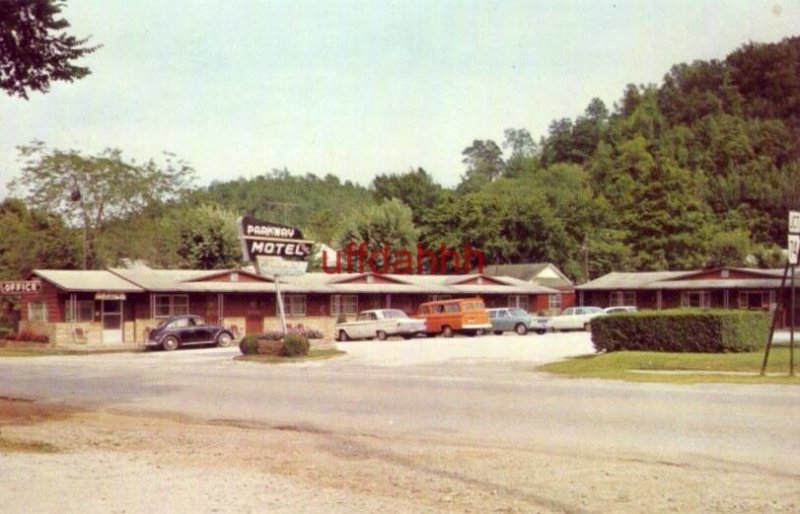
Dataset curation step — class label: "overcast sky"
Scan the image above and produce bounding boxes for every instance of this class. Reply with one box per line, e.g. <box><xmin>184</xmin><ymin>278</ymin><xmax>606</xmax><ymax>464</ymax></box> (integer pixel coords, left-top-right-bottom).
<box><xmin>1</xmin><ymin>1</ymin><xmax>798</xmax><ymax>199</ymax></box>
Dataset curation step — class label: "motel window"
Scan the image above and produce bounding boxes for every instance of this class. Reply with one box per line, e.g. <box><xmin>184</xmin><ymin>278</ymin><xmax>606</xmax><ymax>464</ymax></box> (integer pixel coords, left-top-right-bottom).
<box><xmin>738</xmin><ymin>291</ymin><xmax>768</xmax><ymax>309</ymax></box>
<box><xmin>548</xmin><ymin>294</ymin><xmax>561</xmax><ymax>311</ymax></box>
<box><xmin>680</xmin><ymin>291</ymin><xmax>710</xmax><ymax>308</ymax></box>
<box><xmin>330</xmin><ymin>295</ymin><xmax>358</xmax><ymax>316</ymax></box>
<box><xmin>610</xmin><ymin>291</ymin><xmax>636</xmax><ymax>307</ymax></box>
<box><xmin>508</xmin><ymin>295</ymin><xmax>529</xmax><ymax>311</ymax></box>
<box><xmin>28</xmin><ymin>302</ymin><xmax>48</xmax><ymax>322</ymax></box>
<box><xmin>153</xmin><ymin>295</ymin><xmax>189</xmax><ymax>318</ymax></box>
<box><xmin>65</xmin><ymin>300</ymin><xmax>94</xmax><ymax>322</ymax></box>
<box><xmin>285</xmin><ymin>295</ymin><xmax>307</xmax><ymax>317</ymax></box>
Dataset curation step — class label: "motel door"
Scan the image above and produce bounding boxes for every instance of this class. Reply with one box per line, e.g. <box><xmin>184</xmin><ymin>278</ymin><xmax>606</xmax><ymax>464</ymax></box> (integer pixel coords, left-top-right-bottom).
<box><xmin>101</xmin><ymin>300</ymin><xmax>123</xmax><ymax>344</ymax></box>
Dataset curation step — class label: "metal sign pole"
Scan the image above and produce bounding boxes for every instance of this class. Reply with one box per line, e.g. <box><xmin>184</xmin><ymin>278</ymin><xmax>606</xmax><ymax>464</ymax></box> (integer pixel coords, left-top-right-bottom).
<box><xmin>275</xmin><ymin>274</ymin><xmax>288</xmax><ymax>335</ymax></box>
<box><xmin>792</xmin><ymin>265</ymin><xmax>796</xmax><ymax>376</ymax></box>
<box><xmin>761</xmin><ymin>260</ymin><xmax>790</xmax><ymax>375</ymax></box>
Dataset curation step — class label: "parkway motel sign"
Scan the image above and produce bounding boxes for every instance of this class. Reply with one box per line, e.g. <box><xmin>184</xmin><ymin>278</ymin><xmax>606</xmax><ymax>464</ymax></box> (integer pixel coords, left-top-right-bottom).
<box><xmin>237</xmin><ymin>216</ymin><xmax>313</xmax><ymax>276</ymax></box>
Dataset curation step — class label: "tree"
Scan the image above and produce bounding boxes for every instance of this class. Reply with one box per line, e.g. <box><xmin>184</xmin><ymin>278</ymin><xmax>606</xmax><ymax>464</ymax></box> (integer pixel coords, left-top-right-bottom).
<box><xmin>458</xmin><ymin>139</ymin><xmax>504</xmax><ymax>192</ymax></box>
<box><xmin>626</xmin><ymin>163</ymin><xmax>713</xmax><ymax>270</ymax></box>
<box><xmin>338</xmin><ymin>199</ymin><xmax>419</xmax><ymax>272</ymax></box>
<box><xmin>0</xmin><ymin>0</ymin><xmax>99</xmax><ymax>98</ymax></box>
<box><xmin>156</xmin><ymin>204</ymin><xmax>242</xmax><ymax>269</ymax></box>
<box><xmin>0</xmin><ymin>198</ymin><xmax>80</xmax><ymax>279</ymax></box>
<box><xmin>9</xmin><ymin>142</ymin><xmax>195</xmax><ymax>268</ymax></box>
<box><xmin>706</xmin><ymin>229</ymin><xmax>752</xmax><ymax>268</ymax></box>
<box><xmin>304</xmin><ymin>208</ymin><xmax>341</xmax><ymax>246</ymax></box>
<box><xmin>502</xmin><ymin>128</ymin><xmax>539</xmax><ymax>178</ymax></box>
<box><xmin>422</xmin><ymin>180</ymin><xmax>570</xmax><ymax>270</ymax></box>
<box><xmin>371</xmin><ymin>167</ymin><xmax>443</xmax><ymax>224</ymax></box>
<box><xmin>539</xmin><ymin>118</ymin><xmax>575</xmax><ymax>166</ymax></box>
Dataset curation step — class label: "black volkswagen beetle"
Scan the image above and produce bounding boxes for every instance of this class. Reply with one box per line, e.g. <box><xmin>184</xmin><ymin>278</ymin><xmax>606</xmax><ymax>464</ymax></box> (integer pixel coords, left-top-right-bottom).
<box><xmin>146</xmin><ymin>314</ymin><xmax>235</xmax><ymax>351</ymax></box>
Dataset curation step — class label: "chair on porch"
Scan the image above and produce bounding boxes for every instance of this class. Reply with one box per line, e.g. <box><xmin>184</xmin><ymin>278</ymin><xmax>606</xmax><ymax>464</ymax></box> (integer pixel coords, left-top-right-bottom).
<box><xmin>71</xmin><ymin>327</ymin><xmax>87</xmax><ymax>344</ymax></box>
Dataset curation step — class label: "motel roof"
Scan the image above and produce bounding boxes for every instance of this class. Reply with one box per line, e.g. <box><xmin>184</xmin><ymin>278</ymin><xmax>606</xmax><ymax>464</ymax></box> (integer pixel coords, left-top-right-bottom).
<box><xmin>576</xmin><ymin>267</ymin><xmax>786</xmax><ymax>291</ymax></box>
<box><xmin>29</xmin><ymin>267</ymin><xmax>561</xmax><ymax>296</ymax></box>
<box><xmin>31</xmin><ymin>270</ymin><xmax>145</xmax><ymax>293</ymax></box>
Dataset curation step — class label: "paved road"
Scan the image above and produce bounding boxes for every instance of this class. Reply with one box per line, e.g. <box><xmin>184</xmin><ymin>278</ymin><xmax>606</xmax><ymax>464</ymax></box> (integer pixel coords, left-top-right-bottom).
<box><xmin>1</xmin><ymin>332</ymin><xmax>798</xmax><ymax>474</ymax></box>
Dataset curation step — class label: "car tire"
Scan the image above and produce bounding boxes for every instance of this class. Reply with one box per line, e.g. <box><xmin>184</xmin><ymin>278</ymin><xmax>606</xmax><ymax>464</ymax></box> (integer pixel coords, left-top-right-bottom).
<box><xmin>475</xmin><ymin>329</ymin><xmax>486</xmax><ymax>336</ymax></box>
<box><xmin>162</xmin><ymin>336</ymin><xmax>179</xmax><ymax>351</ymax></box>
<box><xmin>493</xmin><ymin>331</ymin><xmax>503</xmax><ymax>335</ymax></box>
<box><xmin>535</xmin><ymin>329</ymin><xmax>546</xmax><ymax>335</ymax></box>
<box><xmin>442</xmin><ymin>326</ymin><xmax>454</xmax><ymax>338</ymax></box>
<box><xmin>402</xmin><ymin>334</ymin><xmax>413</xmax><ymax>340</ymax></box>
<box><xmin>216</xmin><ymin>332</ymin><xmax>233</xmax><ymax>348</ymax></box>
<box><xmin>376</xmin><ymin>330</ymin><xmax>388</xmax><ymax>341</ymax></box>
<box><xmin>338</xmin><ymin>330</ymin><xmax>349</xmax><ymax>342</ymax></box>
<box><xmin>515</xmin><ymin>324</ymin><xmax>528</xmax><ymax>335</ymax></box>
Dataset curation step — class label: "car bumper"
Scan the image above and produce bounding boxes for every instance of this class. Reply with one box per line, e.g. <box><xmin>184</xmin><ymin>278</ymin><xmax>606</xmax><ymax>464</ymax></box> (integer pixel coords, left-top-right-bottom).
<box><xmin>394</xmin><ymin>325</ymin><xmax>426</xmax><ymax>335</ymax></box>
<box><xmin>463</xmin><ymin>323</ymin><xmax>492</xmax><ymax>331</ymax></box>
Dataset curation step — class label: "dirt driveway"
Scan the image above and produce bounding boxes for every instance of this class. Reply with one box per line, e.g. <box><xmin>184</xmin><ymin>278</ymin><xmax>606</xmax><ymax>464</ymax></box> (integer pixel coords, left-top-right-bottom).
<box><xmin>2</xmin><ymin>392</ymin><xmax>798</xmax><ymax>514</ymax></box>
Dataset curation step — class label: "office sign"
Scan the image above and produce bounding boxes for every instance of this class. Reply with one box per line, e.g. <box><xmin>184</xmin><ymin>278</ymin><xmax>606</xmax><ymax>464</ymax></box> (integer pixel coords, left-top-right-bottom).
<box><xmin>1</xmin><ymin>280</ymin><xmax>42</xmax><ymax>295</ymax></box>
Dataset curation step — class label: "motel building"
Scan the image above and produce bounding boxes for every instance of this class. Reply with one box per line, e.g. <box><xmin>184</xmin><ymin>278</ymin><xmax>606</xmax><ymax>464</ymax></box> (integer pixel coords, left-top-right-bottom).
<box><xmin>10</xmin><ymin>265</ymin><xmax>564</xmax><ymax>348</ymax></box>
<box><xmin>575</xmin><ymin>266</ymin><xmax>798</xmax><ymax>328</ymax></box>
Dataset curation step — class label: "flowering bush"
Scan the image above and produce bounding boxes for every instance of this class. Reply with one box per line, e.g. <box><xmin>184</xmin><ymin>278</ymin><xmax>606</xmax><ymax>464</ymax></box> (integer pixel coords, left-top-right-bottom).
<box><xmin>257</xmin><ymin>327</ymin><xmax>323</xmax><ymax>340</ymax></box>
<box><xmin>5</xmin><ymin>330</ymin><xmax>49</xmax><ymax>343</ymax></box>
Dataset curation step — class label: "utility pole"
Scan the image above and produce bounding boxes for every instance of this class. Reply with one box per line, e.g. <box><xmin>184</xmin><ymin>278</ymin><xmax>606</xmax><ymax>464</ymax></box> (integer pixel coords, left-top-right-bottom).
<box><xmin>581</xmin><ymin>234</ymin><xmax>589</xmax><ymax>283</ymax></box>
<box><xmin>263</xmin><ymin>201</ymin><xmax>299</xmax><ymax>225</ymax></box>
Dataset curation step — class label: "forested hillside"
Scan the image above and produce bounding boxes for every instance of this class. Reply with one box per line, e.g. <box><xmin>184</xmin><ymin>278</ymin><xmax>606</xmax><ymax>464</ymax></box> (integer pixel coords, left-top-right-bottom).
<box><xmin>2</xmin><ymin>36</ymin><xmax>798</xmax><ymax>280</ymax></box>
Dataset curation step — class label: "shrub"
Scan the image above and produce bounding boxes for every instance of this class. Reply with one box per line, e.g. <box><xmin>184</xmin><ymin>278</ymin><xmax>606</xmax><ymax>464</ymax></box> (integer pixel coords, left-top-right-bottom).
<box><xmin>258</xmin><ymin>330</ymin><xmax>284</xmax><ymax>341</ymax></box>
<box><xmin>282</xmin><ymin>333</ymin><xmax>310</xmax><ymax>357</ymax></box>
<box><xmin>5</xmin><ymin>330</ymin><xmax>49</xmax><ymax>343</ymax></box>
<box><xmin>592</xmin><ymin>309</ymin><xmax>769</xmax><ymax>353</ymax></box>
<box><xmin>336</xmin><ymin>314</ymin><xmax>348</xmax><ymax>324</ymax></box>
<box><xmin>257</xmin><ymin>327</ymin><xmax>323</xmax><ymax>340</ymax></box>
<box><xmin>239</xmin><ymin>335</ymin><xmax>260</xmax><ymax>355</ymax></box>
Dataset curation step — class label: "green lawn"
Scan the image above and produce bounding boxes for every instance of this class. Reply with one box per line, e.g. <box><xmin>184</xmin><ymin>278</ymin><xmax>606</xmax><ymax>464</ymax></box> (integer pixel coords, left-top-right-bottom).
<box><xmin>539</xmin><ymin>347</ymin><xmax>800</xmax><ymax>384</ymax></box>
<box><xmin>235</xmin><ymin>348</ymin><xmax>346</xmax><ymax>364</ymax></box>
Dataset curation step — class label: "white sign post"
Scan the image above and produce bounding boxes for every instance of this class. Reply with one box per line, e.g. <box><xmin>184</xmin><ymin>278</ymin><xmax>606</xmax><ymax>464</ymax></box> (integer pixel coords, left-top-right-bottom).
<box><xmin>789</xmin><ymin>211</ymin><xmax>800</xmax><ymax>235</ymax></box>
<box><xmin>789</xmin><ymin>234</ymin><xmax>800</xmax><ymax>266</ymax></box>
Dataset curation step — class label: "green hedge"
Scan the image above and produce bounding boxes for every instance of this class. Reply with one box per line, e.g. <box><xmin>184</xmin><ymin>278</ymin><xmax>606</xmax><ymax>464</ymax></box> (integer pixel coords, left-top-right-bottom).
<box><xmin>238</xmin><ymin>333</ymin><xmax>310</xmax><ymax>357</ymax></box>
<box><xmin>592</xmin><ymin>309</ymin><xmax>769</xmax><ymax>353</ymax></box>
<box><xmin>282</xmin><ymin>333</ymin><xmax>310</xmax><ymax>357</ymax></box>
<box><xmin>239</xmin><ymin>335</ymin><xmax>260</xmax><ymax>355</ymax></box>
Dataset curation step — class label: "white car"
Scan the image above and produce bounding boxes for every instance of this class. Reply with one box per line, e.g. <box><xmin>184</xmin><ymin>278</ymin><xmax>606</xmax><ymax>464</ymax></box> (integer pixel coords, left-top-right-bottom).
<box><xmin>547</xmin><ymin>306</ymin><xmax>605</xmax><ymax>331</ymax></box>
<box><xmin>603</xmin><ymin>305</ymin><xmax>638</xmax><ymax>315</ymax></box>
<box><xmin>335</xmin><ymin>309</ymin><xmax>426</xmax><ymax>341</ymax></box>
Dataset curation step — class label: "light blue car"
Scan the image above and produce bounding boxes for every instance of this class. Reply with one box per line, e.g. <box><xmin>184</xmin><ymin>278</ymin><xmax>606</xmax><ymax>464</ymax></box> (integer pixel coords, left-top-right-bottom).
<box><xmin>488</xmin><ymin>307</ymin><xmax>544</xmax><ymax>335</ymax></box>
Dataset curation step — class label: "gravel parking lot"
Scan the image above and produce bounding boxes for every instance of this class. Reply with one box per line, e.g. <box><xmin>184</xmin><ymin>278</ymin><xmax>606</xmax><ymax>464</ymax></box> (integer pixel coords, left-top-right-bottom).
<box><xmin>2</xmin><ymin>330</ymin><xmax>799</xmax><ymax>514</ymax></box>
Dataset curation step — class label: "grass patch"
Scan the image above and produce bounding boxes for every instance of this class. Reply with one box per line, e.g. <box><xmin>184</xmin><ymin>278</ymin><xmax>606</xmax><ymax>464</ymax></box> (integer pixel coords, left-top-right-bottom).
<box><xmin>539</xmin><ymin>347</ymin><xmax>800</xmax><ymax>384</ymax></box>
<box><xmin>235</xmin><ymin>348</ymin><xmax>346</xmax><ymax>364</ymax></box>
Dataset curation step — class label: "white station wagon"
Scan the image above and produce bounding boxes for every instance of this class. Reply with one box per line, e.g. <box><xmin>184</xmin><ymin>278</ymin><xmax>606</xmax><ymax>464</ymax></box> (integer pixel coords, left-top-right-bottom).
<box><xmin>546</xmin><ymin>306</ymin><xmax>605</xmax><ymax>331</ymax></box>
<box><xmin>335</xmin><ymin>309</ymin><xmax>426</xmax><ymax>341</ymax></box>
